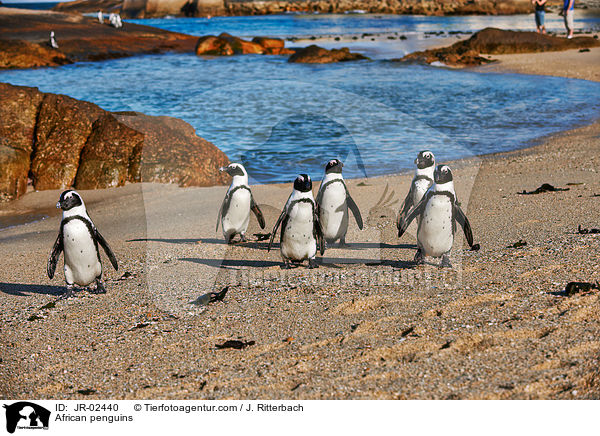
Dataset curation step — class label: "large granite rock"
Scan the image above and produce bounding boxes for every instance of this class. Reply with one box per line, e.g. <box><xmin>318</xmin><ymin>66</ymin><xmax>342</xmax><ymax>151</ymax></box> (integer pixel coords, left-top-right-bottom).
<box><xmin>288</xmin><ymin>45</ymin><xmax>369</xmax><ymax>63</ymax></box>
<box><xmin>0</xmin><ymin>8</ymin><xmax>198</xmax><ymax>70</ymax></box>
<box><xmin>397</xmin><ymin>28</ymin><xmax>600</xmax><ymax>67</ymax></box>
<box><xmin>0</xmin><ymin>83</ymin><xmax>44</xmax><ymax>201</ymax></box>
<box><xmin>114</xmin><ymin>112</ymin><xmax>229</xmax><ymax>187</ymax></box>
<box><xmin>30</xmin><ymin>93</ymin><xmax>106</xmax><ymax>191</ymax></box>
<box><xmin>0</xmin><ymin>82</ymin><xmax>229</xmax><ymax>201</ymax></box>
<box><xmin>74</xmin><ymin>113</ymin><xmax>144</xmax><ymax>190</ymax></box>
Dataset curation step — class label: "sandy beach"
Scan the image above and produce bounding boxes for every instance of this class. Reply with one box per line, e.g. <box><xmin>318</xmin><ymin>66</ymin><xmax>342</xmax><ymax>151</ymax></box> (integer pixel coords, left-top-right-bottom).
<box><xmin>1</xmin><ymin>17</ymin><xmax>600</xmax><ymax>399</ymax></box>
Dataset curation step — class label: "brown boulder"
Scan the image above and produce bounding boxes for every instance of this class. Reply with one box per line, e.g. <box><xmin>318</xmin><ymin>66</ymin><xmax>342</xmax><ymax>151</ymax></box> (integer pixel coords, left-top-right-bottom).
<box><xmin>195</xmin><ymin>35</ymin><xmax>234</xmax><ymax>55</ymax></box>
<box><xmin>264</xmin><ymin>47</ymin><xmax>295</xmax><ymax>55</ymax></box>
<box><xmin>396</xmin><ymin>28</ymin><xmax>600</xmax><ymax>67</ymax></box>
<box><xmin>0</xmin><ymin>83</ymin><xmax>44</xmax><ymax>201</ymax></box>
<box><xmin>288</xmin><ymin>45</ymin><xmax>369</xmax><ymax>63</ymax></box>
<box><xmin>30</xmin><ymin>93</ymin><xmax>106</xmax><ymax>191</ymax></box>
<box><xmin>218</xmin><ymin>33</ymin><xmax>264</xmax><ymax>54</ymax></box>
<box><xmin>0</xmin><ymin>40</ymin><xmax>71</xmax><ymax>70</ymax></box>
<box><xmin>114</xmin><ymin>112</ymin><xmax>230</xmax><ymax>187</ymax></box>
<box><xmin>252</xmin><ymin>36</ymin><xmax>285</xmax><ymax>49</ymax></box>
<box><xmin>74</xmin><ymin>113</ymin><xmax>145</xmax><ymax>190</ymax></box>
<box><xmin>455</xmin><ymin>28</ymin><xmax>600</xmax><ymax>55</ymax></box>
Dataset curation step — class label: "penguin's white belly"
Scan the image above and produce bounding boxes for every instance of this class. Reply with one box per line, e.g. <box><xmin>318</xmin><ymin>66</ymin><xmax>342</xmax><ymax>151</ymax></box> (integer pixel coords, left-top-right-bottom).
<box><xmin>319</xmin><ymin>185</ymin><xmax>348</xmax><ymax>241</ymax></box>
<box><xmin>222</xmin><ymin>189</ymin><xmax>251</xmax><ymax>237</ymax></box>
<box><xmin>418</xmin><ymin>196</ymin><xmax>454</xmax><ymax>257</ymax></box>
<box><xmin>63</xmin><ymin>220</ymin><xmax>101</xmax><ymax>286</ymax></box>
<box><xmin>281</xmin><ymin>204</ymin><xmax>316</xmax><ymax>261</ymax></box>
<box><xmin>412</xmin><ymin>179</ymin><xmax>430</xmax><ymax>205</ymax></box>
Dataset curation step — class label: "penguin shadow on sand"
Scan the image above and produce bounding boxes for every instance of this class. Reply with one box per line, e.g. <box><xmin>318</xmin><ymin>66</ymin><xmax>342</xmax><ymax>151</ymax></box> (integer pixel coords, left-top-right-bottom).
<box><xmin>177</xmin><ymin>204</ymin><xmax>282</xmax><ymax>269</ymax></box>
<box><xmin>0</xmin><ymin>283</ymin><xmax>64</xmax><ymax>297</ymax></box>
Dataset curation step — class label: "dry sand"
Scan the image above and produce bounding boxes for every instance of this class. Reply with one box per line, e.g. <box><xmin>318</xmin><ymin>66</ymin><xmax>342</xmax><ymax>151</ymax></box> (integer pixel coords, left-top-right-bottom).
<box><xmin>1</xmin><ymin>53</ymin><xmax>599</xmax><ymax>400</ymax></box>
<box><xmin>477</xmin><ymin>46</ymin><xmax>600</xmax><ymax>82</ymax></box>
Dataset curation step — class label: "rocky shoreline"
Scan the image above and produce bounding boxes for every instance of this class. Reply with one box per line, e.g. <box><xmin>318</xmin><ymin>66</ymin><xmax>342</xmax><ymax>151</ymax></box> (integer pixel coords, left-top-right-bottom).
<box><xmin>51</xmin><ymin>0</ymin><xmax>600</xmax><ymax>19</ymax></box>
<box><xmin>0</xmin><ymin>82</ymin><xmax>229</xmax><ymax>202</ymax></box>
<box><xmin>0</xmin><ymin>7</ymin><xmax>197</xmax><ymax>69</ymax></box>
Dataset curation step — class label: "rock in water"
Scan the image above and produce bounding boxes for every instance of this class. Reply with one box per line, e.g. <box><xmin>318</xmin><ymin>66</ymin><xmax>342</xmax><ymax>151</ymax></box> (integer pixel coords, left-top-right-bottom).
<box><xmin>218</xmin><ymin>33</ymin><xmax>264</xmax><ymax>54</ymax></box>
<box><xmin>0</xmin><ymin>83</ymin><xmax>44</xmax><ymax>201</ymax></box>
<box><xmin>288</xmin><ymin>45</ymin><xmax>369</xmax><ymax>63</ymax></box>
<box><xmin>252</xmin><ymin>36</ymin><xmax>284</xmax><ymax>49</ymax></box>
<box><xmin>195</xmin><ymin>35</ymin><xmax>234</xmax><ymax>55</ymax></box>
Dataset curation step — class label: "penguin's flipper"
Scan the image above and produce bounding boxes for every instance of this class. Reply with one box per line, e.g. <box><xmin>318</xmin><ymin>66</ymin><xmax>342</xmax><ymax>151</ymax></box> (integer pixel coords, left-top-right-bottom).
<box><xmin>268</xmin><ymin>208</ymin><xmax>286</xmax><ymax>252</ymax></box>
<box><xmin>315</xmin><ymin>181</ymin><xmax>324</xmax><ymax>216</ymax></box>
<box><xmin>216</xmin><ymin>191</ymin><xmax>230</xmax><ymax>232</ymax></box>
<box><xmin>398</xmin><ymin>192</ymin><xmax>428</xmax><ymax>238</ymax></box>
<box><xmin>250</xmin><ymin>194</ymin><xmax>266</xmax><ymax>229</ymax></box>
<box><xmin>313</xmin><ymin>206</ymin><xmax>325</xmax><ymax>255</ymax></box>
<box><xmin>95</xmin><ymin>229</ymin><xmax>118</xmax><ymax>271</ymax></box>
<box><xmin>454</xmin><ymin>203</ymin><xmax>474</xmax><ymax>247</ymax></box>
<box><xmin>345</xmin><ymin>187</ymin><xmax>363</xmax><ymax>230</ymax></box>
<box><xmin>47</xmin><ymin>232</ymin><xmax>63</xmax><ymax>279</ymax></box>
<box><xmin>397</xmin><ymin>184</ymin><xmax>414</xmax><ymax>231</ymax></box>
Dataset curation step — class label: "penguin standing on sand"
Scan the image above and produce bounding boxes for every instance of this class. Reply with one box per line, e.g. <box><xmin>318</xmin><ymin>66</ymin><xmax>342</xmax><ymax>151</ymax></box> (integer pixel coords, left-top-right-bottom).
<box><xmin>397</xmin><ymin>150</ymin><xmax>435</xmax><ymax>230</ymax></box>
<box><xmin>47</xmin><ymin>190</ymin><xmax>118</xmax><ymax>297</ymax></box>
<box><xmin>217</xmin><ymin>163</ymin><xmax>265</xmax><ymax>243</ymax></box>
<box><xmin>398</xmin><ymin>165</ymin><xmax>474</xmax><ymax>268</ymax></box>
<box><xmin>315</xmin><ymin>159</ymin><xmax>363</xmax><ymax>245</ymax></box>
<box><xmin>49</xmin><ymin>31</ymin><xmax>58</xmax><ymax>49</ymax></box>
<box><xmin>269</xmin><ymin>174</ymin><xmax>325</xmax><ymax>268</ymax></box>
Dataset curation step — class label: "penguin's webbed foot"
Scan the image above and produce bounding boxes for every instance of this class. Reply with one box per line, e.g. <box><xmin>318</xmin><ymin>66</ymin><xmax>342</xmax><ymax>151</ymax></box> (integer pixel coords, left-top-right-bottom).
<box><xmin>59</xmin><ymin>284</ymin><xmax>77</xmax><ymax>300</ymax></box>
<box><xmin>91</xmin><ymin>279</ymin><xmax>107</xmax><ymax>294</ymax></box>
<box><xmin>337</xmin><ymin>237</ymin><xmax>347</xmax><ymax>247</ymax></box>
<box><xmin>308</xmin><ymin>258</ymin><xmax>319</xmax><ymax>269</ymax></box>
<box><xmin>282</xmin><ymin>261</ymin><xmax>292</xmax><ymax>269</ymax></box>
<box><xmin>440</xmin><ymin>254</ymin><xmax>452</xmax><ymax>269</ymax></box>
<box><xmin>240</xmin><ymin>233</ymin><xmax>247</xmax><ymax>243</ymax></box>
<box><xmin>414</xmin><ymin>249</ymin><xmax>424</xmax><ymax>265</ymax></box>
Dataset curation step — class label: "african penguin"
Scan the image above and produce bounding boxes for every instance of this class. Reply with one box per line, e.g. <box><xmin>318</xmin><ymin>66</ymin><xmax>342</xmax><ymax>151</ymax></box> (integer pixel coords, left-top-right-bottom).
<box><xmin>398</xmin><ymin>165</ymin><xmax>474</xmax><ymax>268</ymax></box>
<box><xmin>268</xmin><ymin>174</ymin><xmax>325</xmax><ymax>269</ymax></box>
<box><xmin>47</xmin><ymin>190</ymin><xmax>118</xmax><ymax>297</ymax></box>
<box><xmin>49</xmin><ymin>31</ymin><xmax>58</xmax><ymax>49</ymax></box>
<box><xmin>397</xmin><ymin>150</ymin><xmax>435</xmax><ymax>232</ymax></box>
<box><xmin>316</xmin><ymin>159</ymin><xmax>363</xmax><ymax>245</ymax></box>
<box><xmin>216</xmin><ymin>163</ymin><xmax>265</xmax><ymax>244</ymax></box>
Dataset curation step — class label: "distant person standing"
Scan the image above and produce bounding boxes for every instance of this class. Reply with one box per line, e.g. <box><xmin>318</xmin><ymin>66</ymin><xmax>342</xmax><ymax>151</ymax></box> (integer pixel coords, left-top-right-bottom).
<box><xmin>532</xmin><ymin>0</ymin><xmax>547</xmax><ymax>34</ymax></box>
<box><xmin>561</xmin><ymin>0</ymin><xmax>575</xmax><ymax>39</ymax></box>
<box><xmin>97</xmin><ymin>10</ymin><xmax>103</xmax><ymax>24</ymax></box>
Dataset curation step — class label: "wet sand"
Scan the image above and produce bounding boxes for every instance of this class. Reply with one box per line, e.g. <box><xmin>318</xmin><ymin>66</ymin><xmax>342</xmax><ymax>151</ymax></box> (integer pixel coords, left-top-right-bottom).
<box><xmin>0</xmin><ymin>51</ymin><xmax>599</xmax><ymax>399</ymax></box>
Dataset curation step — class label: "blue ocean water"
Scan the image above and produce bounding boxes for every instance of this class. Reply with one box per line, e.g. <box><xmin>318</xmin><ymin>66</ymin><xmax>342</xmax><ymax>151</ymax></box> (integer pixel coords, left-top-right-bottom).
<box><xmin>131</xmin><ymin>12</ymin><xmax>600</xmax><ymax>39</ymax></box>
<box><xmin>1</xmin><ymin>14</ymin><xmax>600</xmax><ymax>183</ymax></box>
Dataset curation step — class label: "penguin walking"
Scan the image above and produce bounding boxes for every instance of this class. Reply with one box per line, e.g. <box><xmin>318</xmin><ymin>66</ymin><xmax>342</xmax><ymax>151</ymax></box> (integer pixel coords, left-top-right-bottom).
<box><xmin>49</xmin><ymin>31</ymin><xmax>58</xmax><ymax>49</ymax></box>
<box><xmin>216</xmin><ymin>163</ymin><xmax>265</xmax><ymax>243</ymax></box>
<box><xmin>315</xmin><ymin>159</ymin><xmax>363</xmax><ymax>245</ymax></box>
<box><xmin>398</xmin><ymin>165</ymin><xmax>474</xmax><ymax>268</ymax></box>
<box><xmin>47</xmin><ymin>190</ymin><xmax>118</xmax><ymax>297</ymax></box>
<box><xmin>397</xmin><ymin>150</ymin><xmax>435</xmax><ymax>231</ymax></box>
<box><xmin>268</xmin><ymin>174</ymin><xmax>325</xmax><ymax>268</ymax></box>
